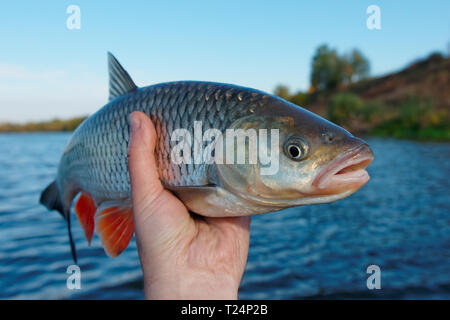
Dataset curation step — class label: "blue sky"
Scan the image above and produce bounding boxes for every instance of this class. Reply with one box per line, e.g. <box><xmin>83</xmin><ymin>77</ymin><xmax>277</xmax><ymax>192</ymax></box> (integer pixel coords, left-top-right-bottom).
<box><xmin>0</xmin><ymin>0</ymin><xmax>448</xmax><ymax>122</ymax></box>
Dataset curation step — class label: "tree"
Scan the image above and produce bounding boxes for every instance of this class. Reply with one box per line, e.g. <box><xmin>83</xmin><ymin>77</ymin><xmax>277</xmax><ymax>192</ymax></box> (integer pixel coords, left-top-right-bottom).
<box><xmin>310</xmin><ymin>44</ymin><xmax>343</xmax><ymax>91</ymax></box>
<box><xmin>310</xmin><ymin>45</ymin><xmax>371</xmax><ymax>91</ymax></box>
<box><xmin>342</xmin><ymin>49</ymin><xmax>370</xmax><ymax>84</ymax></box>
<box><xmin>273</xmin><ymin>85</ymin><xmax>291</xmax><ymax>100</ymax></box>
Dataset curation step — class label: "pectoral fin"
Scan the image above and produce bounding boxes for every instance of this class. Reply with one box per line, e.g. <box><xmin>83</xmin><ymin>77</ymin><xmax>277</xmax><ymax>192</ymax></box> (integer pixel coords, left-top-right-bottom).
<box><xmin>169</xmin><ymin>185</ymin><xmax>253</xmax><ymax>217</ymax></box>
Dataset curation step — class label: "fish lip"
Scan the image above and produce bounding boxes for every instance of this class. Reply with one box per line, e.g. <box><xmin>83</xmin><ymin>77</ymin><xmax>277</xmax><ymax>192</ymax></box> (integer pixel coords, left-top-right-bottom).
<box><xmin>312</xmin><ymin>144</ymin><xmax>374</xmax><ymax>190</ymax></box>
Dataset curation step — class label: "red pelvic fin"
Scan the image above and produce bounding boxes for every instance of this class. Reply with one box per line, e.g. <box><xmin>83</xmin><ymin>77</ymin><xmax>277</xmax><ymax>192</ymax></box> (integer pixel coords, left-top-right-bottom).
<box><xmin>95</xmin><ymin>203</ymin><xmax>134</xmax><ymax>258</ymax></box>
<box><xmin>74</xmin><ymin>192</ymin><xmax>97</xmax><ymax>245</ymax></box>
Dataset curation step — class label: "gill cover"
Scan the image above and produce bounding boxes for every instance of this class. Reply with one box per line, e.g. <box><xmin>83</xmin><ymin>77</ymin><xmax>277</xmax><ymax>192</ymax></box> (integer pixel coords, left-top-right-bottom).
<box><xmin>216</xmin><ymin>115</ymin><xmax>295</xmax><ymax>199</ymax></box>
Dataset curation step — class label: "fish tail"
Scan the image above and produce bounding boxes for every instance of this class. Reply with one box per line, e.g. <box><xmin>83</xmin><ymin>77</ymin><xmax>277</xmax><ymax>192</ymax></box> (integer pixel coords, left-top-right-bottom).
<box><xmin>40</xmin><ymin>181</ymin><xmax>78</xmax><ymax>263</ymax></box>
<box><xmin>40</xmin><ymin>180</ymin><xmax>64</xmax><ymax>216</ymax></box>
<box><xmin>67</xmin><ymin>215</ymin><xmax>78</xmax><ymax>263</ymax></box>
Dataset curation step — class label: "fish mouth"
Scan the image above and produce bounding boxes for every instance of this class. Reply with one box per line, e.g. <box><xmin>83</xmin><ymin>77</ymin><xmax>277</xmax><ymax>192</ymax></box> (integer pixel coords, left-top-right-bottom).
<box><xmin>312</xmin><ymin>144</ymin><xmax>374</xmax><ymax>194</ymax></box>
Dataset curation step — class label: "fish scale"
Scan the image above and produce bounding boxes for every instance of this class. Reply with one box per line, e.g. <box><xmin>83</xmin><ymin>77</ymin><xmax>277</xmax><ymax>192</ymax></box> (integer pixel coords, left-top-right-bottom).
<box><xmin>58</xmin><ymin>80</ymin><xmax>263</xmax><ymax>203</ymax></box>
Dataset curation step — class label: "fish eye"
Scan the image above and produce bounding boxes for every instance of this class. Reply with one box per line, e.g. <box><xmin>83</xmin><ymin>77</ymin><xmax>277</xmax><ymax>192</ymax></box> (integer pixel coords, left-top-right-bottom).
<box><xmin>288</xmin><ymin>144</ymin><xmax>302</xmax><ymax>159</ymax></box>
<box><xmin>284</xmin><ymin>138</ymin><xmax>309</xmax><ymax>161</ymax></box>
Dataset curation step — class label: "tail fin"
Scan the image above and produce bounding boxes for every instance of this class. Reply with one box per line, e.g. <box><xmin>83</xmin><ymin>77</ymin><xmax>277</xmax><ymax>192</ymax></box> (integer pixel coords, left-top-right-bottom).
<box><xmin>40</xmin><ymin>181</ymin><xmax>78</xmax><ymax>263</ymax></box>
<box><xmin>67</xmin><ymin>215</ymin><xmax>78</xmax><ymax>263</ymax></box>
<box><xmin>40</xmin><ymin>181</ymin><xmax>64</xmax><ymax>217</ymax></box>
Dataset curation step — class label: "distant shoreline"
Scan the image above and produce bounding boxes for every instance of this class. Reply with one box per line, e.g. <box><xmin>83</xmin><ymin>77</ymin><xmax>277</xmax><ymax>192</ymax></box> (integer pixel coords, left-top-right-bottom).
<box><xmin>1</xmin><ymin>119</ymin><xmax>448</xmax><ymax>142</ymax></box>
<box><xmin>1</xmin><ymin>53</ymin><xmax>448</xmax><ymax>141</ymax></box>
<box><xmin>0</xmin><ymin>116</ymin><xmax>87</xmax><ymax>133</ymax></box>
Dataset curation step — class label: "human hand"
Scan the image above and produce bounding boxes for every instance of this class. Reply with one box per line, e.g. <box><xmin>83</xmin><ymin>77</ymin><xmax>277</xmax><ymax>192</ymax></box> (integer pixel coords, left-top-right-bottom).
<box><xmin>128</xmin><ymin>111</ymin><xmax>251</xmax><ymax>299</ymax></box>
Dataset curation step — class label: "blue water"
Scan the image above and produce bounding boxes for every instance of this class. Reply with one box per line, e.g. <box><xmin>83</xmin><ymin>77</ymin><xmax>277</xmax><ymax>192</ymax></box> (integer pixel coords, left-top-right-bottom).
<box><xmin>0</xmin><ymin>133</ymin><xmax>449</xmax><ymax>299</ymax></box>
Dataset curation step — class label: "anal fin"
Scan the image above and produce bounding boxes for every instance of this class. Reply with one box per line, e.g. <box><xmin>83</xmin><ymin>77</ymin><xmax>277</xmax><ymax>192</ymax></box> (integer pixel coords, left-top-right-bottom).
<box><xmin>95</xmin><ymin>201</ymin><xmax>134</xmax><ymax>258</ymax></box>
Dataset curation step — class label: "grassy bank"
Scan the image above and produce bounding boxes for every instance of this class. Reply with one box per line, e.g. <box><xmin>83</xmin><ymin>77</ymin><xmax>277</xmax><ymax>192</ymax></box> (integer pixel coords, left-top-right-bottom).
<box><xmin>326</xmin><ymin>94</ymin><xmax>450</xmax><ymax>141</ymax></box>
<box><xmin>1</xmin><ymin>97</ymin><xmax>449</xmax><ymax>141</ymax></box>
<box><xmin>1</xmin><ymin>103</ymin><xmax>448</xmax><ymax>141</ymax></box>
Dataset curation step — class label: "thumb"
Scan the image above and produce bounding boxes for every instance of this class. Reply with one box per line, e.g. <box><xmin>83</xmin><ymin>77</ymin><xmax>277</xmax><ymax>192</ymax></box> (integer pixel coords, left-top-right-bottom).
<box><xmin>127</xmin><ymin>111</ymin><xmax>190</xmax><ymax>241</ymax></box>
<box><xmin>128</xmin><ymin>111</ymin><xmax>164</xmax><ymax>207</ymax></box>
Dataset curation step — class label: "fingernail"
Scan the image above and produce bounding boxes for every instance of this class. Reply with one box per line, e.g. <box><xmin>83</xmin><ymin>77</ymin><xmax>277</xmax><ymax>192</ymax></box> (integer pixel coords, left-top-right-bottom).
<box><xmin>130</xmin><ymin>113</ymin><xmax>141</xmax><ymax>133</ymax></box>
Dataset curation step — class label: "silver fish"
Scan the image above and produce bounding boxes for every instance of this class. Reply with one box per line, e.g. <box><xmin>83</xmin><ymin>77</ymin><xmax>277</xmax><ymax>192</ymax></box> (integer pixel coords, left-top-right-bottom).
<box><xmin>40</xmin><ymin>53</ymin><xmax>374</xmax><ymax>260</ymax></box>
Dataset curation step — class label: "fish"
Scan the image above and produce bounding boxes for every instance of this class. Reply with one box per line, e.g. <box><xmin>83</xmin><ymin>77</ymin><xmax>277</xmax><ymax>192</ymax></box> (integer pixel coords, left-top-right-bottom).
<box><xmin>40</xmin><ymin>53</ymin><xmax>374</xmax><ymax>261</ymax></box>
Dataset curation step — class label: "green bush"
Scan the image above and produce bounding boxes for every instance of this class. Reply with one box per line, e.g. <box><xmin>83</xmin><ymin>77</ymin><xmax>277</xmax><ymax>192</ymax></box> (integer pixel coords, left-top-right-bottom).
<box><xmin>289</xmin><ymin>92</ymin><xmax>308</xmax><ymax>106</ymax></box>
<box><xmin>327</xmin><ymin>92</ymin><xmax>364</xmax><ymax>125</ymax></box>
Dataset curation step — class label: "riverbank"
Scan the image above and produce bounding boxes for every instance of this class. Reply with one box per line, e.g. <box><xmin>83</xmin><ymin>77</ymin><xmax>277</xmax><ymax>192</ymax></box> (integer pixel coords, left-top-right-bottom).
<box><xmin>279</xmin><ymin>54</ymin><xmax>450</xmax><ymax>141</ymax></box>
<box><xmin>1</xmin><ymin>109</ymin><xmax>448</xmax><ymax>141</ymax></box>
<box><xmin>1</xmin><ymin>55</ymin><xmax>448</xmax><ymax>141</ymax></box>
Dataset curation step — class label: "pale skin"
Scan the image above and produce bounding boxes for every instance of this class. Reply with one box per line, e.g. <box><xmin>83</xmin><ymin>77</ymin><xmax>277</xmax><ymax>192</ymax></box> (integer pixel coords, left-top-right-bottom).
<box><xmin>127</xmin><ymin>111</ymin><xmax>251</xmax><ymax>299</ymax></box>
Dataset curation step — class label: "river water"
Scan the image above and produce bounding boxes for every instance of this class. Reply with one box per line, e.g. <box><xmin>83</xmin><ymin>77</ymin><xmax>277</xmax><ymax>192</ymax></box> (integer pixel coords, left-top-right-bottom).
<box><xmin>0</xmin><ymin>133</ymin><xmax>448</xmax><ymax>299</ymax></box>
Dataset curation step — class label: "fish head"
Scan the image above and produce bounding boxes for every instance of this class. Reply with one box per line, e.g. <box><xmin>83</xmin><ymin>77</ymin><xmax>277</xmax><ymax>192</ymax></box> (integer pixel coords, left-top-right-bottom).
<box><xmin>216</xmin><ymin>97</ymin><xmax>374</xmax><ymax>209</ymax></box>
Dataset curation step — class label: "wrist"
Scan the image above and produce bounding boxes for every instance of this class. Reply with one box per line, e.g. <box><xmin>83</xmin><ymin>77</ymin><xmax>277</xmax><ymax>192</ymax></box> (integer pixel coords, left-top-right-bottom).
<box><xmin>144</xmin><ymin>270</ymin><xmax>240</xmax><ymax>300</ymax></box>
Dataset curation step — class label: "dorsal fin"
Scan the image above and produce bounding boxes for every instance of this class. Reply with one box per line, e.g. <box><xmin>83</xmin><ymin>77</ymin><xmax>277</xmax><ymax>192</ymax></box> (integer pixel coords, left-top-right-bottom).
<box><xmin>107</xmin><ymin>52</ymin><xmax>137</xmax><ymax>101</ymax></box>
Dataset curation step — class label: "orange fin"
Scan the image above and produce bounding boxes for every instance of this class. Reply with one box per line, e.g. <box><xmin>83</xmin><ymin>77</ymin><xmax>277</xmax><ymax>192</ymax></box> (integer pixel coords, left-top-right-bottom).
<box><xmin>74</xmin><ymin>192</ymin><xmax>97</xmax><ymax>245</ymax></box>
<box><xmin>95</xmin><ymin>202</ymin><xmax>134</xmax><ymax>258</ymax></box>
